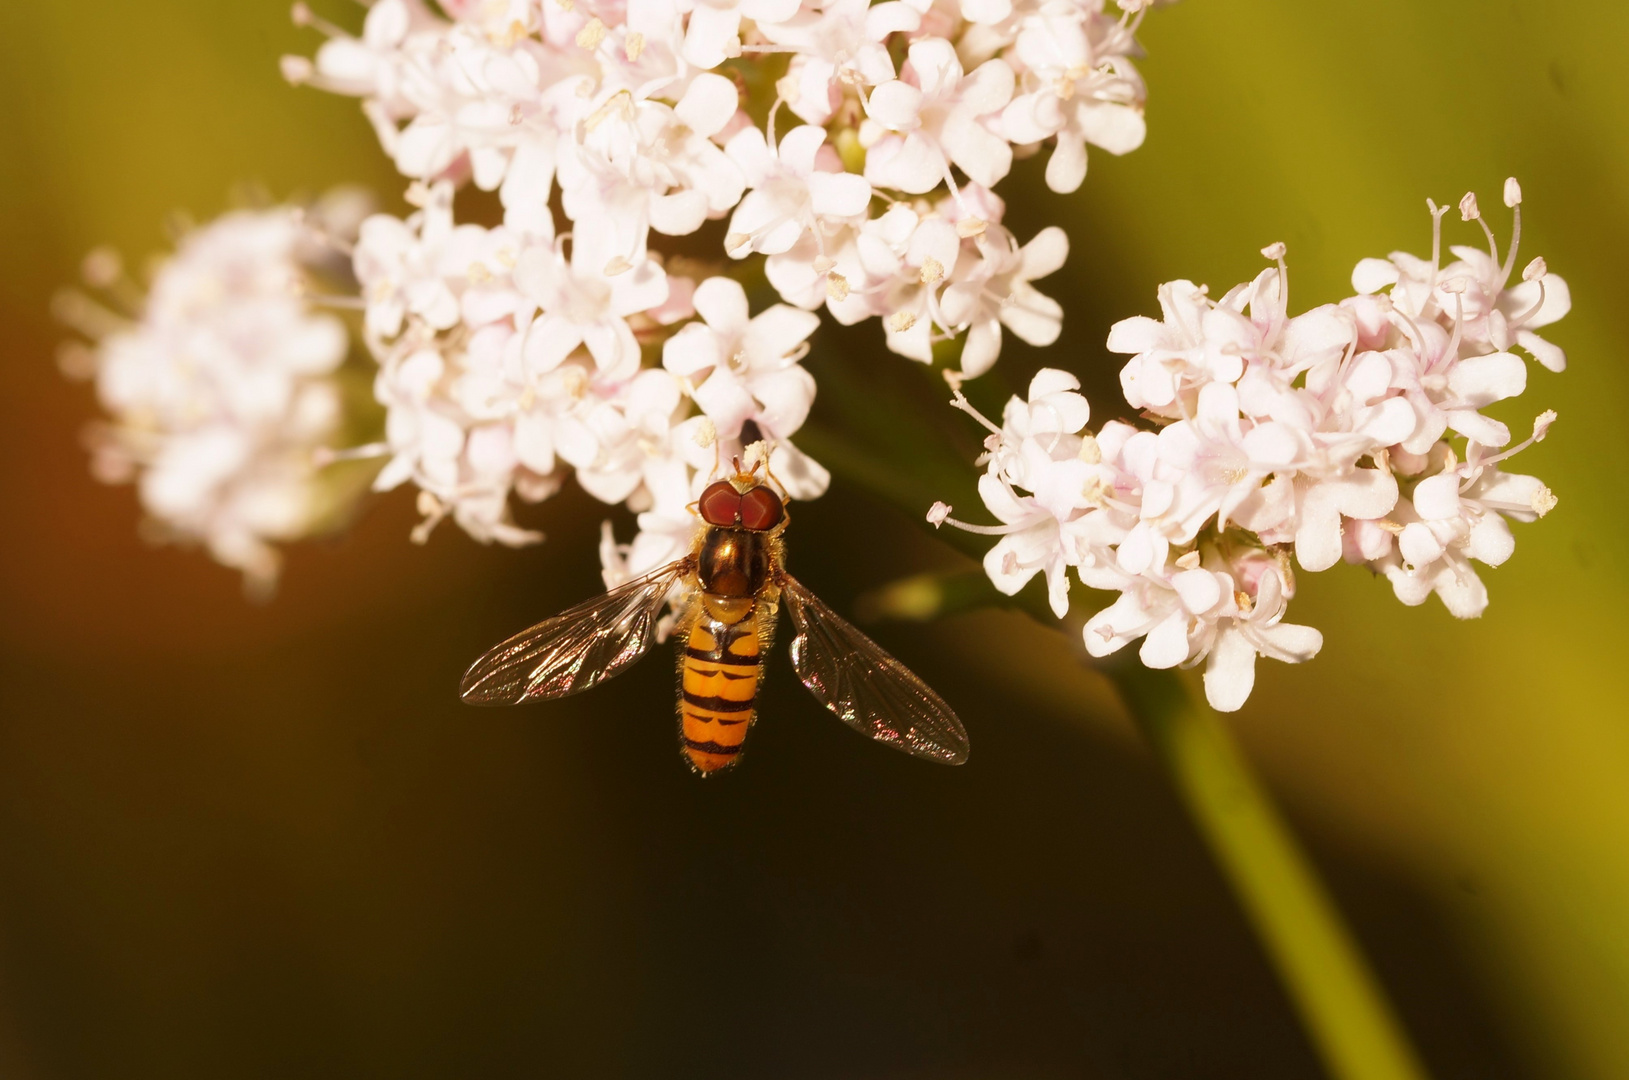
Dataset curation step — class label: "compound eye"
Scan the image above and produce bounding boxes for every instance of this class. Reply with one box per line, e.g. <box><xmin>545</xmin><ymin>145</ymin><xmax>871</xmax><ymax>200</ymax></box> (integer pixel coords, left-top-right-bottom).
<box><xmin>739</xmin><ymin>485</ymin><xmax>785</xmax><ymax>531</ymax></box>
<box><xmin>698</xmin><ymin>481</ymin><xmax>743</xmax><ymax>527</ymax></box>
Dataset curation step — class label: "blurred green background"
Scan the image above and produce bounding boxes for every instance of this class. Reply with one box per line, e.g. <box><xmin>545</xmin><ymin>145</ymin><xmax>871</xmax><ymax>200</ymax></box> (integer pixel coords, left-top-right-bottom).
<box><xmin>1</xmin><ymin>1</ymin><xmax>1626</xmax><ymax>1077</ymax></box>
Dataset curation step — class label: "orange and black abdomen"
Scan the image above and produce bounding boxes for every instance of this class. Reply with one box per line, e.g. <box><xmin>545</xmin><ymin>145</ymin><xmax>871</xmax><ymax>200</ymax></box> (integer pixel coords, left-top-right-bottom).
<box><xmin>679</xmin><ymin>595</ymin><xmax>763</xmax><ymax>774</ymax></box>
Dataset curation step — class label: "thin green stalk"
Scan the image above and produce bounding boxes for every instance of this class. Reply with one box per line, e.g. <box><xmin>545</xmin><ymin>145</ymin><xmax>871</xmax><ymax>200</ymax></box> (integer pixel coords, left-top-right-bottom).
<box><xmin>808</xmin><ymin>348</ymin><xmax>1431</xmax><ymax>1079</ymax></box>
<box><xmin>1109</xmin><ymin>663</ymin><xmax>1429</xmax><ymax>1080</ymax></box>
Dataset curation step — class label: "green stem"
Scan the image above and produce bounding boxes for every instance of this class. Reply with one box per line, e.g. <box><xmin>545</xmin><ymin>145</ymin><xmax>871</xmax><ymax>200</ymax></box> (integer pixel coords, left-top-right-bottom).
<box><xmin>805</xmin><ymin>347</ymin><xmax>1430</xmax><ymax>1078</ymax></box>
<box><xmin>1109</xmin><ymin>663</ymin><xmax>1430</xmax><ymax>1080</ymax></box>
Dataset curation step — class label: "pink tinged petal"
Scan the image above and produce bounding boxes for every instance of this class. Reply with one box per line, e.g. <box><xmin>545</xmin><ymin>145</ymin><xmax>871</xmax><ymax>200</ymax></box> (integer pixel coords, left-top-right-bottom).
<box><xmin>1343</xmin><ymin>517</ymin><xmax>1393</xmax><ymax>563</ymax></box>
<box><xmin>777</xmin><ymin>125</ymin><xmax>829</xmax><ymax>174</ymax></box>
<box><xmin>1516</xmin><ymin>329</ymin><xmax>1566</xmax><ymax>373</ymax></box>
<box><xmin>1502</xmin><ymin>273</ymin><xmax>1571</xmax><ymax>328</ymax></box>
<box><xmin>676</xmin><ymin>73</ymin><xmax>741</xmax><ymax>139</ymax></box>
<box><xmin>1446</xmin><ymin>410</ymin><xmax>1511</xmax><ymax>448</ymax></box>
<box><xmin>1000</xmin><ymin>285</ymin><xmax>1063</xmax><ymax>346</ymax></box>
<box><xmin>693</xmin><ymin>371</ymin><xmax>758</xmax><ymax>438</ymax></box>
<box><xmin>650</xmin><ymin>190</ymin><xmax>710</xmax><ymax>236</ymax></box>
<box><xmin>682</xmin><ymin>4</ymin><xmax>743</xmax><ymax>70</ymax></box>
<box><xmin>910</xmin><ymin>218</ymin><xmax>962</xmax><ymax>272</ymax></box>
<box><xmin>1293</xmin><ymin>484</ymin><xmax>1347</xmax><ymax>573</ymax></box>
<box><xmin>693</xmin><ymin>276</ymin><xmax>751</xmax><ymax>334</ymax></box>
<box><xmin>1449</xmin><ymin>352</ymin><xmax>1526</xmax><ymax>406</ymax></box>
<box><xmin>1140</xmin><ymin>610</ymin><xmax>1192</xmax><ymax>669</ymax></box>
<box><xmin>1002</xmin><ymin>96</ymin><xmax>1059</xmax><ymax>147</ymax></box>
<box><xmin>1173</xmin><ymin>568</ymin><xmax>1223</xmax><ymax>614</ymax></box>
<box><xmin>1249</xmin><ymin>619</ymin><xmax>1323</xmax><ymax>665</ymax></box>
<box><xmin>1412</xmin><ymin>473</ymin><xmax>1462</xmax><ymax>520</ymax></box>
<box><xmin>865</xmin><ymin>2</ymin><xmax>920</xmax><ymax>40</ymax></box>
<box><xmin>961</xmin><ymin>0</ymin><xmax>1011</xmax><ymax>24</ymax></box>
<box><xmin>1365</xmin><ymin>397</ymin><xmax>1417</xmax><ymax>447</ymax></box>
<box><xmin>977</xmin><ymin>472</ymin><xmax>1031</xmax><ymax>525</ymax></box>
<box><xmin>661</xmin><ymin>322</ymin><xmax>725</xmax><ymax>377</ymax></box>
<box><xmin>1041</xmin><ymin>557</ymin><xmax>1072</xmax><ymax>618</ymax></box>
<box><xmin>740</xmin><ymin>0</ymin><xmax>800</xmax><ymax>24</ymax></box>
<box><xmin>769</xmin><ymin>440</ymin><xmax>830</xmax><ymax>500</ymax></box>
<box><xmin>866</xmin><ymin>81</ymin><xmax>925</xmax><ymax>130</ymax></box>
<box><xmin>751</xmin><ymin>364</ymin><xmax>817</xmax><ymax>436</ymax></box>
<box><xmin>1077</xmin><ymin>102</ymin><xmax>1146</xmax><ymax>155</ymax></box>
<box><xmin>524</xmin><ymin>314</ymin><xmax>584</xmax><ymax>373</ymax></box>
<box><xmin>905</xmin><ymin>38</ymin><xmax>963</xmax><ymax>98</ymax></box>
<box><xmin>614</xmin><ymin>260</ymin><xmax>671</xmax><ymax>317</ymax></box>
<box><xmin>960</xmin><ymin>318</ymin><xmax>1002</xmax><ymax>377</ymax></box>
<box><xmin>1082</xmin><ymin>596</ymin><xmax>1138</xmax><ymax>657</ymax></box>
<box><xmin>724</xmin><ymin>127</ymin><xmax>774</xmax><ymax>184</ymax></box>
<box><xmin>961</xmin><ymin>59</ymin><xmax>1016</xmax><ymax>115</ymax></box>
<box><xmin>1351</xmin><ymin>258</ymin><xmax>1400</xmax><ymax>295</ymax></box>
<box><xmin>1467</xmin><ymin>513</ymin><xmax>1516</xmax><ymax>566</ymax></box>
<box><xmin>809</xmin><ymin>172</ymin><xmax>872</xmax><ymax>217</ymax></box>
<box><xmin>1434</xmin><ymin>559</ymin><xmax>1489</xmax><ymax>619</ymax></box>
<box><xmin>1240</xmin><ymin>422</ymin><xmax>1299</xmax><ymax>467</ymax></box>
<box><xmin>1106</xmin><ymin>316</ymin><xmax>1162</xmax><ymax>355</ymax></box>
<box><xmin>869</xmin><ymin>133</ymin><xmax>946</xmax><ymax>195</ymax></box>
<box><xmin>983</xmin><ymin>535</ymin><xmax>1040</xmax><ymax>596</ymax></box>
<box><xmin>585</xmin><ymin>319</ymin><xmax>641</xmax><ymax>376</ymax></box>
<box><xmin>1029</xmin><ymin>368</ymin><xmax>1081</xmax><ymax>399</ymax></box>
<box><xmin>944</xmin><ymin>117</ymin><xmax>1012</xmax><ymax>189</ymax></box>
<box><xmin>1398</xmin><ymin>522</ymin><xmax>1444</xmax><ymax>567</ymax></box>
<box><xmin>745</xmin><ymin>304</ymin><xmax>821</xmax><ymax>358</ymax></box>
<box><xmin>885</xmin><ymin>308</ymin><xmax>934</xmax><ymax>362</ymax></box>
<box><xmin>1203</xmin><ymin>628</ymin><xmax>1258</xmax><ymax>713</ymax></box>
<box><xmin>514</xmin><ymin>412</ymin><xmax>556</xmax><ymax>474</ymax></box>
<box><xmin>1020</xmin><ymin>226</ymin><xmax>1069</xmax><ymax>280</ymax></box>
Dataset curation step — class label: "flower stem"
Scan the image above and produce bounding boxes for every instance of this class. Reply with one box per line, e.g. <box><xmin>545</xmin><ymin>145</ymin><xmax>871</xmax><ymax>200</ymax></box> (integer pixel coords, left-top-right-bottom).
<box><xmin>1108</xmin><ymin>662</ymin><xmax>1430</xmax><ymax>1080</ymax></box>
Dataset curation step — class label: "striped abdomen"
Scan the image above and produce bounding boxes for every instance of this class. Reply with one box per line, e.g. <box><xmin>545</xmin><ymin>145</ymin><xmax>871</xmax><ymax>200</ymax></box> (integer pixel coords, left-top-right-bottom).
<box><xmin>679</xmin><ymin>594</ymin><xmax>763</xmax><ymax>774</ymax></box>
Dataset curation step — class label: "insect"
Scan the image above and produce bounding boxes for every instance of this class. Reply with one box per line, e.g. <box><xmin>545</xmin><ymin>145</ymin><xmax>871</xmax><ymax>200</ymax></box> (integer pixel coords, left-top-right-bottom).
<box><xmin>458</xmin><ymin>457</ymin><xmax>969</xmax><ymax>774</ymax></box>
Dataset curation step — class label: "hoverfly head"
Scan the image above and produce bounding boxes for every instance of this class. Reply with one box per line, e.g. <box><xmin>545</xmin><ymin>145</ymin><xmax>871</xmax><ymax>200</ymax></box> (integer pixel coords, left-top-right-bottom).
<box><xmin>696</xmin><ymin>479</ymin><xmax>786</xmax><ymax>532</ymax></box>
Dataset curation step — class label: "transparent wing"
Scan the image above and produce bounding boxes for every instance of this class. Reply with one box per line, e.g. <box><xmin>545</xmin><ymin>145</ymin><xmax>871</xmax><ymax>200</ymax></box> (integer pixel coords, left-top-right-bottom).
<box><xmin>460</xmin><ymin>562</ymin><xmax>689</xmax><ymax>706</ymax></box>
<box><xmin>780</xmin><ymin>574</ymin><xmax>969</xmax><ymax>765</ymax></box>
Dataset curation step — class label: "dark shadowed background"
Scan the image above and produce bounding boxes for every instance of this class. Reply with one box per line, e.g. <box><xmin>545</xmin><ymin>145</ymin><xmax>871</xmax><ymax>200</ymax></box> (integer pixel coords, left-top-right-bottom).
<box><xmin>1</xmin><ymin>2</ymin><xmax>1626</xmax><ymax>1077</ymax></box>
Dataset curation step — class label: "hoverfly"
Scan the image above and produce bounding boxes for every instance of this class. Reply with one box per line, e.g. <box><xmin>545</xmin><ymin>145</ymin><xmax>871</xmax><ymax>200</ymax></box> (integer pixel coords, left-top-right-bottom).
<box><xmin>459</xmin><ymin>456</ymin><xmax>969</xmax><ymax>774</ymax></box>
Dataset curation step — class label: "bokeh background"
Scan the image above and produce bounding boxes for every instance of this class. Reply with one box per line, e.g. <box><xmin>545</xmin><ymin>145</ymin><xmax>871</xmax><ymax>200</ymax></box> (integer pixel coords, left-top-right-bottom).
<box><xmin>2</xmin><ymin>1</ymin><xmax>1626</xmax><ymax>1077</ymax></box>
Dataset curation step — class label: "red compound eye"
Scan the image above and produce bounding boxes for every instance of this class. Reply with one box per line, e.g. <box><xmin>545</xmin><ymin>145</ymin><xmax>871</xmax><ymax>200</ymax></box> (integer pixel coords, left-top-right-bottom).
<box><xmin>739</xmin><ymin>485</ymin><xmax>785</xmax><ymax>531</ymax></box>
<box><xmin>698</xmin><ymin>481</ymin><xmax>743</xmax><ymax>527</ymax></box>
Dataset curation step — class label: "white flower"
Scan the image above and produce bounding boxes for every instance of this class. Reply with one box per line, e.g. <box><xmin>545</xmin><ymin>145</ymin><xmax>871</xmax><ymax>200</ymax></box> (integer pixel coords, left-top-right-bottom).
<box><xmin>662</xmin><ymin>276</ymin><xmax>819</xmax><ymax>442</ymax></box>
<box><xmin>862</xmin><ymin>38</ymin><xmax>1016</xmax><ymax>194</ymax></box>
<box><xmin>944</xmin><ymin>184</ymin><xmax>1565</xmax><ymax>710</ymax></box>
<box><xmin>1084</xmin><ymin>552</ymin><xmax>1322</xmax><ymax>713</ymax></box>
<box><xmin>760</xmin><ymin>0</ymin><xmax>918</xmax><ymax>125</ymax></box>
<box><xmin>70</xmin><ymin>203</ymin><xmax>359</xmax><ymax>593</ymax></box>
<box><xmin>513</xmin><ymin>240</ymin><xmax>669</xmax><ymax>379</ymax></box>
<box><xmin>1000</xmin><ymin>9</ymin><xmax>1147</xmax><ymax>193</ymax></box>
<box><xmin>938</xmin><ymin>224</ymin><xmax>1067</xmax><ymax>376</ymax></box>
<box><xmin>724</xmin><ymin>125</ymin><xmax>873</xmax><ymax>259</ymax></box>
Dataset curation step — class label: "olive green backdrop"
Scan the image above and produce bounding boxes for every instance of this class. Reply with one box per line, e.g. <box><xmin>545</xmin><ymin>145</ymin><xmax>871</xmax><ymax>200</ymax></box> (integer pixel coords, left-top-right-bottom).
<box><xmin>0</xmin><ymin>2</ymin><xmax>1624</xmax><ymax>1078</ymax></box>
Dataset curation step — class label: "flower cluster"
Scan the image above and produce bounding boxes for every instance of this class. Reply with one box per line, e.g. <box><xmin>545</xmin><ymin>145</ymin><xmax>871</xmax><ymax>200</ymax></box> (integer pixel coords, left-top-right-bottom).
<box><xmin>935</xmin><ymin>182</ymin><xmax>1564</xmax><ymax>710</ymax></box>
<box><xmin>285</xmin><ymin>0</ymin><xmax>1154</xmax><ymax>568</ymax></box>
<box><xmin>57</xmin><ymin>194</ymin><xmax>373</xmax><ymax>595</ymax></box>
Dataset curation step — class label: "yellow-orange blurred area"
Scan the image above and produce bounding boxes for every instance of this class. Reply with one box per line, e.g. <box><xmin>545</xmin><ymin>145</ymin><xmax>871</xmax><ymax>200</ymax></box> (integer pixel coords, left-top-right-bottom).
<box><xmin>0</xmin><ymin>2</ymin><xmax>1625</xmax><ymax>1077</ymax></box>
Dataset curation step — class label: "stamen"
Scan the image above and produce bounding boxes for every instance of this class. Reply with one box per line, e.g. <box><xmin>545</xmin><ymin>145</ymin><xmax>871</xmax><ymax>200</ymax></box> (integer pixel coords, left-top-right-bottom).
<box><xmin>575</xmin><ymin>18</ymin><xmax>607</xmax><ymax>50</ymax></box>
<box><xmin>312</xmin><ymin>442</ymin><xmax>390</xmax><ymax>466</ymax></box>
<box><xmin>948</xmin><ymin>388</ymin><xmax>1003</xmax><ymax>436</ymax></box>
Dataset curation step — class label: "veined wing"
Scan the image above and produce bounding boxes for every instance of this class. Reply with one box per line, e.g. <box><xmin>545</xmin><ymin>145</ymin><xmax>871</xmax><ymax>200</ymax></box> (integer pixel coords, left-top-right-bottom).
<box><xmin>780</xmin><ymin>574</ymin><xmax>969</xmax><ymax>765</ymax></box>
<box><xmin>460</xmin><ymin>562</ymin><xmax>690</xmax><ymax>706</ymax></box>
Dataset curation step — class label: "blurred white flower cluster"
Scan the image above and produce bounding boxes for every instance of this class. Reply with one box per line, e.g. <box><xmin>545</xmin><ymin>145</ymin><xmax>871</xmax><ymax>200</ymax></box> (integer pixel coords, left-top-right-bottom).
<box><xmin>935</xmin><ymin>182</ymin><xmax>1565</xmax><ymax>711</ymax></box>
<box><xmin>59</xmin><ymin>196</ymin><xmax>371</xmax><ymax>595</ymax></box>
<box><xmin>283</xmin><ymin>0</ymin><xmax>1156</xmax><ymax>575</ymax></box>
